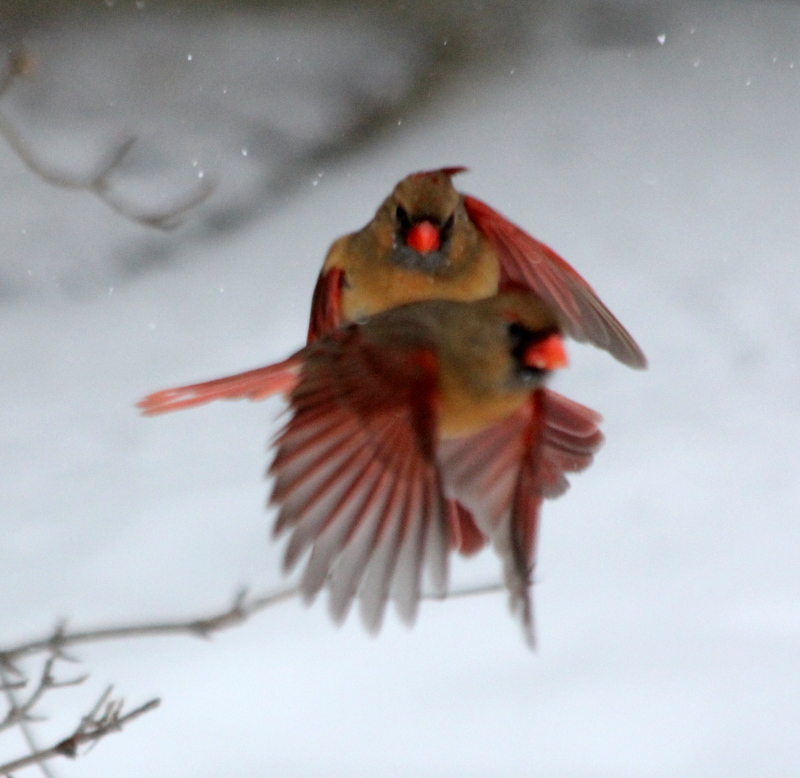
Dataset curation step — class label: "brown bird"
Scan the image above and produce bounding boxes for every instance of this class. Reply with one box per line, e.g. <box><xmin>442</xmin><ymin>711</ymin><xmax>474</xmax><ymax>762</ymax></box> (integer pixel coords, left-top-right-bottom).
<box><xmin>305</xmin><ymin>166</ymin><xmax>639</xmax><ymax>574</ymax></box>
<box><xmin>307</xmin><ymin>166</ymin><xmax>646</xmax><ymax>369</ymax></box>
<box><xmin>139</xmin><ymin>293</ymin><xmax>603</xmax><ymax>644</ymax></box>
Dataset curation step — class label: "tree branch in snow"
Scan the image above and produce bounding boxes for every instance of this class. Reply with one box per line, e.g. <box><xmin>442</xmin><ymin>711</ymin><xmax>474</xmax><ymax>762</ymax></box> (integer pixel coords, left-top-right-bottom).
<box><xmin>0</xmin><ymin>585</ymin><xmax>298</xmax><ymax>667</ymax></box>
<box><xmin>0</xmin><ymin>580</ymin><xmax>504</xmax><ymax>666</ymax></box>
<box><xmin>0</xmin><ymin>44</ymin><xmax>215</xmax><ymax>230</ymax></box>
<box><xmin>0</xmin><ymin>662</ymin><xmax>57</xmax><ymax>778</ymax></box>
<box><xmin>0</xmin><ymin>656</ymin><xmax>87</xmax><ymax>734</ymax></box>
<box><xmin>0</xmin><ymin>580</ymin><xmax>500</xmax><ymax>774</ymax></box>
<box><xmin>0</xmin><ymin>655</ymin><xmax>158</xmax><ymax>778</ymax></box>
<box><xmin>0</xmin><ymin>683</ymin><xmax>159</xmax><ymax>777</ymax></box>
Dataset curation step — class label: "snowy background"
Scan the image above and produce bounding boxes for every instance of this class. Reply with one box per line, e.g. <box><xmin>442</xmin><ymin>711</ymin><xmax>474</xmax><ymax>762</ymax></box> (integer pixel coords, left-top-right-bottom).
<box><xmin>2</xmin><ymin>1</ymin><xmax>799</xmax><ymax>775</ymax></box>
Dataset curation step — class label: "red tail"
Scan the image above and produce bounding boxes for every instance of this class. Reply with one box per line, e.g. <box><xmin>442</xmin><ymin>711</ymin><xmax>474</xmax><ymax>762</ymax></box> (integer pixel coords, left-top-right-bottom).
<box><xmin>137</xmin><ymin>355</ymin><xmax>303</xmax><ymax>415</ymax></box>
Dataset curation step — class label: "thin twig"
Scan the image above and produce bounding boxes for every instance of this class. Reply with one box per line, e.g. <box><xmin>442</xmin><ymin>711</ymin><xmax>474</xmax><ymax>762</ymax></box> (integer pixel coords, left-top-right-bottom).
<box><xmin>0</xmin><ymin>44</ymin><xmax>214</xmax><ymax>230</ymax></box>
<box><xmin>0</xmin><ymin>585</ymin><xmax>299</xmax><ymax>666</ymax></box>
<box><xmin>0</xmin><ymin>657</ymin><xmax>88</xmax><ymax>734</ymax></box>
<box><xmin>0</xmin><ymin>580</ymin><xmax>504</xmax><ymax>666</ymax></box>
<box><xmin>428</xmin><ymin>581</ymin><xmax>505</xmax><ymax>600</ymax></box>
<box><xmin>0</xmin><ymin>583</ymin><xmax>501</xmax><ymax>772</ymax></box>
<box><xmin>0</xmin><ymin>693</ymin><xmax>159</xmax><ymax>777</ymax></box>
<box><xmin>0</xmin><ymin>664</ymin><xmax>57</xmax><ymax>778</ymax></box>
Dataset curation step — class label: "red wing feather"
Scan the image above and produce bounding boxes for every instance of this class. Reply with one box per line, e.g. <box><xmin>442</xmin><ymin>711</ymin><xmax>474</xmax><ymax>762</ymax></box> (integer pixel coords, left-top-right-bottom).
<box><xmin>438</xmin><ymin>388</ymin><xmax>603</xmax><ymax>646</ymax></box>
<box><xmin>307</xmin><ymin>266</ymin><xmax>345</xmax><ymax>343</ymax></box>
<box><xmin>137</xmin><ymin>355</ymin><xmax>303</xmax><ymax>415</ymax></box>
<box><xmin>538</xmin><ymin>389</ymin><xmax>605</xmax><ymax>498</ymax></box>
<box><xmin>269</xmin><ymin>326</ymin><xmax>450</xmax><ymax>631</ymax></box>
<box><xmin>447</xmin><ymin>500</ymin><xmax>486</xmax><ymax>556</ymax></box>
<box><xmin>463</xmin><ymin>194</ymin><xmax>647</xmax><ymax>369</ymax></box>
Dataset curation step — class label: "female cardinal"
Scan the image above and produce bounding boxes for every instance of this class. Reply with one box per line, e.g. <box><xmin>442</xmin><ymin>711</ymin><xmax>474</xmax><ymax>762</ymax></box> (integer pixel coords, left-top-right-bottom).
<box><xmin>308</xmin><ymin>166</ymin><xmax>646</xmax><ymax>368</ymax></box>
<box><xmin>139</xmin><ymin>293</ymin><xmax>603</xmax><ymax>644</ymax></box>
<box><xmin>305</xmin><ymin>167</ymin><xmax>639</xmax><ymax>598</ymax></box>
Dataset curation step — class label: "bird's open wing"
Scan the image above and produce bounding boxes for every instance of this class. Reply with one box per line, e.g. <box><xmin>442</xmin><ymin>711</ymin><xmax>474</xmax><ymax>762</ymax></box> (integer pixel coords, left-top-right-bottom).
<box><xmin>463</xmin><ymin>195</ymin><xmax>646</xmax><ymax>369</ymax></box>
<box><xmin>307</xmin><ymin>265</ymin><xmax>345</xmax><ymax>343</ymax></box>
<box><xmin>438</xmin><ymin>388</ymin><xmax>603</xmax><ymax>646</ymax></box>
<box><xmin>270</xmin><ymin>327</ymin><xmax>450</xmax><ymax>632</ymax></box>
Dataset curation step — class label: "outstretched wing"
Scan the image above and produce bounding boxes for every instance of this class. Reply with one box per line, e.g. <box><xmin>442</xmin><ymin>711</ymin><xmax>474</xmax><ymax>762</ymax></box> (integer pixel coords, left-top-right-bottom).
<box><xmin>463</xmin><ymin>195</ymin><xmax>646</xmax><ymax>369</ymax></box>
<box><xmin>307</xmin><ymin>266</ymin><xmax>345</xmax><ymax>343</ymax></box>
<box><xmin>137</xmin><ymin>355</ymin><xmax>304</xmax><ymax>415</ymax></box>
<box><xmin>438</xmin><ymin>388</ymin><xmax>603</xmax><ymax>646</ymax></box>
<box><xmin>270</xmin><ymin>326</ymin><xmax>450</xmax><ymax>632</ymax></box>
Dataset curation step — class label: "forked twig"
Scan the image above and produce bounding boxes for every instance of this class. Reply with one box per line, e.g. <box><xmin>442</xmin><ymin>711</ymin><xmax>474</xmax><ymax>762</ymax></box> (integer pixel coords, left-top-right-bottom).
<box><xmin>0</xmin><ymin>656</ymin><xmax>87</xmax><ymax>734</ymax></box>
<box><xmin>0</xmin><ymin>690</ymin><xmax>159</xmax><ymax>776</ymax></box>
<box><xmin>1</xmin><ymin>659</ymin><xmax>83</xmax><ymax>778</ymax></box>
<box><xmin>0</xmin><ymin>578</ymin><xmax>502</xmax><ymax>774</ymax></box>
<box><xmin>0</xmin><ymin>44</ymin><xmax>214</xmax><ymax>229</ymax></box>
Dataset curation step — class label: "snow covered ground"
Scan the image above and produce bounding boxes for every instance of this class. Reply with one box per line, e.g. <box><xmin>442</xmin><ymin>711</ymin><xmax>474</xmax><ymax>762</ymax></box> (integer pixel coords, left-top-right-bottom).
<box><xmin>2</xmin><ymin>2</ymin><xmax>799</xmax><ymax>776</ymax></box>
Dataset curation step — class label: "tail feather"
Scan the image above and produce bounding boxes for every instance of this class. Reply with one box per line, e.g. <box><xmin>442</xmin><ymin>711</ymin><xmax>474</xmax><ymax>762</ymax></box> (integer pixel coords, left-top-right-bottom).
<box><xmin>137</xmin><ymin>356</ymin><xmax>302</xmax><ymax>415</ymax></box>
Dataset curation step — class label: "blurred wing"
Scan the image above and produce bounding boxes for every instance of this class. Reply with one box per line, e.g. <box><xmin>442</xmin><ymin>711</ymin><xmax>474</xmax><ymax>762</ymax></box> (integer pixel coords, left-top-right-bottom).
<box><xmin>307</xmin><ymin>266</ymin><xmax>345</xmax><ymax>343</ymax></box>
<box><xmin>269</xmin><ymin>328</ymin><xmax>449</xmax><ymax>632</ymax></box>
<box><xmin>447</xmin><ymin>500</ymin><xmax>487</xmax><ymax>556</ymax></box>
<box><xmin>538</xmin><ymin>389</ymin><xmax>604</xmax><ymax>499</ymax></box>
<box><xmin>137</xmin><ymin>355</ymin><xmax>303</xmax><ymax>415</ymax></box>
<box><xmin>438</xmin><ymin>388</ymin><xmax>604</xmax><ymax>646</ymax></box>
<box><xmin>463</xmin><ymin>195</ymin><xmax>647</xmax><ymax>369</ymax></box>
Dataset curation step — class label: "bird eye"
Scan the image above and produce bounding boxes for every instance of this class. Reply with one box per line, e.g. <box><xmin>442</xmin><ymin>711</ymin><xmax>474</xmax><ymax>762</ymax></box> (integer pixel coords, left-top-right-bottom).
<box><xmin>396</xmin><ymin>205</ymin><xmax>411</xmax><ymax>231</ymax></box>
<box><xmin>507</xmin><ymin>322</ymin><xmax>542</xmax><ymax>379</ymax></box>
<box><xmin>441</xmin><ymin>213</ymin><xmax>455</xmax><ymax>241</ymax></box>
<box><xmin>506</xmin><ymin>321</ymin><xmax>526</xmax><ymax>345</ymax></box>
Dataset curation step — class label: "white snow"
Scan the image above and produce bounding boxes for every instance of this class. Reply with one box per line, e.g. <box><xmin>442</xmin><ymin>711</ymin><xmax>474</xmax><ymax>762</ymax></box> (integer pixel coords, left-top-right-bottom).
<box><xmin>2</xmin><ymin>3</ymin><xmax>799</xmax><ymax>776</ymax></box>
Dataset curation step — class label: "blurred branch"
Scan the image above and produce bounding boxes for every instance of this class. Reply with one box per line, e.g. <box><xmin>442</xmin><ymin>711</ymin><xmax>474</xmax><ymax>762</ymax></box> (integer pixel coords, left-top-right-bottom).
<box><xmin>0</xmin><ymin>586</ymin><xmax>299</xmax><ymax>667</ymax></box>
<box><xmin>0</xmin><ymin>655</ymin><xmax>157</xmax><ymax>778</ymax></box>
<box><xmin>0</xmin><ymin>657</ymin><xmax>87</xmax><ymax>733</ymax></box>
<box><xmin>0</xmin><ymin>686</ymin><xmax>159</xmax><ymax>777</ymax></box>
<box><xmin>428</xmin><ymin>581</ymin><xmax>504</xmax><ymax>600</ymax></box>
<box><xmin>1</xmin><ymin>580</ymin><xmax>504</xmax><ymax>666</ymax></box>
<box><xmin>0</xmin><ymin>44</ymin><xmax>215</xmax><ymax>230</ymax></box>
<box><xmin>0</xmin><ymin>662</ymin><xmax>57</xmax><ymax>778</ymax></box>
<box><xmin>0</xmin><ymin>579</ymin><xmax>500</xmax><ymax>774</ymax></box>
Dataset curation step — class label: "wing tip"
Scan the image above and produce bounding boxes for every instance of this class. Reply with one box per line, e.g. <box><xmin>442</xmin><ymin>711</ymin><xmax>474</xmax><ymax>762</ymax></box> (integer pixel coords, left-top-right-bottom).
<box><xmin>511</xmin><ymin>587</ymin><xmax>537</xmax><ymax>651</ymax></box>
<box><xmin>617</xmin><ymin>342</ymin><xmax>648</xmax><ymax>370</ymax></box>
<box><xmin>359</xmin><ymin>596</ymin><xmax>387</xmax><ymax>635</ymax></box>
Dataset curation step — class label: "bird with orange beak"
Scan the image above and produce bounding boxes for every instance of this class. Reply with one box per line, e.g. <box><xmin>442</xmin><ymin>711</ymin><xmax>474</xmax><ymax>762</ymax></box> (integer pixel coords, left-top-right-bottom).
<box><xmin>139</xmin><ymin>292</ymin><xmax>603</xmax><ymax>644</ymax></box>
<box><xmin>304</xmin><ymin>167</ymin><xmax>643</xmax><ymax>571</ymax></box>
<box><xmin>308</xmin><ymin>166</ymin><xmax>646</xmax><ymax>369</ymax></box>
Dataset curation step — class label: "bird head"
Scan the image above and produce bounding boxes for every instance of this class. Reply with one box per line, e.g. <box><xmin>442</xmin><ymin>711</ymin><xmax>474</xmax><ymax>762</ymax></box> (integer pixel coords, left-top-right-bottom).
<box><xmin>494</xmin><ymin>291</ymin><xmax>568</xmax><ymax>387</ymax></box>
<box><xmin>386</xmin><ymin>167</ymin><xmax>468</xmax><ymax>270</ymax></box>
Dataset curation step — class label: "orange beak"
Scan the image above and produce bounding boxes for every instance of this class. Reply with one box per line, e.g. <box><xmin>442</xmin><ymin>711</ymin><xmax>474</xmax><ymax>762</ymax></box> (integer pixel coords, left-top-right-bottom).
<box><xmin>523</xmin><ymin>333</ymin><xmax>568</xmax><ymax>371</ymax></box>
<box><xmin>406</xmin><ymin>221</ymin><xmax>441</xmax><ymax>253</ymax></box>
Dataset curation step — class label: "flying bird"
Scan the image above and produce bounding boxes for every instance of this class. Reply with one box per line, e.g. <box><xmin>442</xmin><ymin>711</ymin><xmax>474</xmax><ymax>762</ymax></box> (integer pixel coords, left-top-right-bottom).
<box><xmin>304</xmin><ymin>166</ymin><xmax>641</xmax><ymax>581</ymax></box>
<box><xmin>307</xmin><ymin>166</ymin><xmax>646</xmax><ymax>369</ymax></box>
<box><xmin>139</xmin><ymin>293</ymin><xmax>603</xmax><ymax>644</ymax></box>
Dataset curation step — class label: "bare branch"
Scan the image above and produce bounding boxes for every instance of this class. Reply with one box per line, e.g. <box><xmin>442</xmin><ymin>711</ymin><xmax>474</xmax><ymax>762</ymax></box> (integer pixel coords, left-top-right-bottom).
<box><xmin>427</xmin><ymin>581</ymin><xmax>505</xmax><ymax>600</ymax></box>
<box><xmin>0</xmin><ymin>664</ymin><xmax>57</xmax><ymax>778</ymax></box>
<box><xmin>0</xmin><ymin>585</ymin><xmax>299</xmax><ymax>666</ymax></box>
<box><xmin>100</xmin><ymin>173</ymin><xmax>216</xmax><ymax>230</ymax></box>
<box><xmin>0</xmin><ymin>582</ymin><xmax>500</xmax><ymax>772</ymax></box>
<box><xmin>0</xmin><ymin>579</ymin><xmax>504</xmax><ymax>666</ymax></box>
<box><xmin>1</xmin><ymin>656</ymin><xmax>89</xmax><ymax>734</ymax></box>
<box><xmin>0</xmin><ymin>692</ymin><xmax>159</xmax><ymax>777</ymax></box>
<box><xmin>0</xmin><ymin>44</ymin><xmax>215</xmax><ymax>230</ymax></box>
